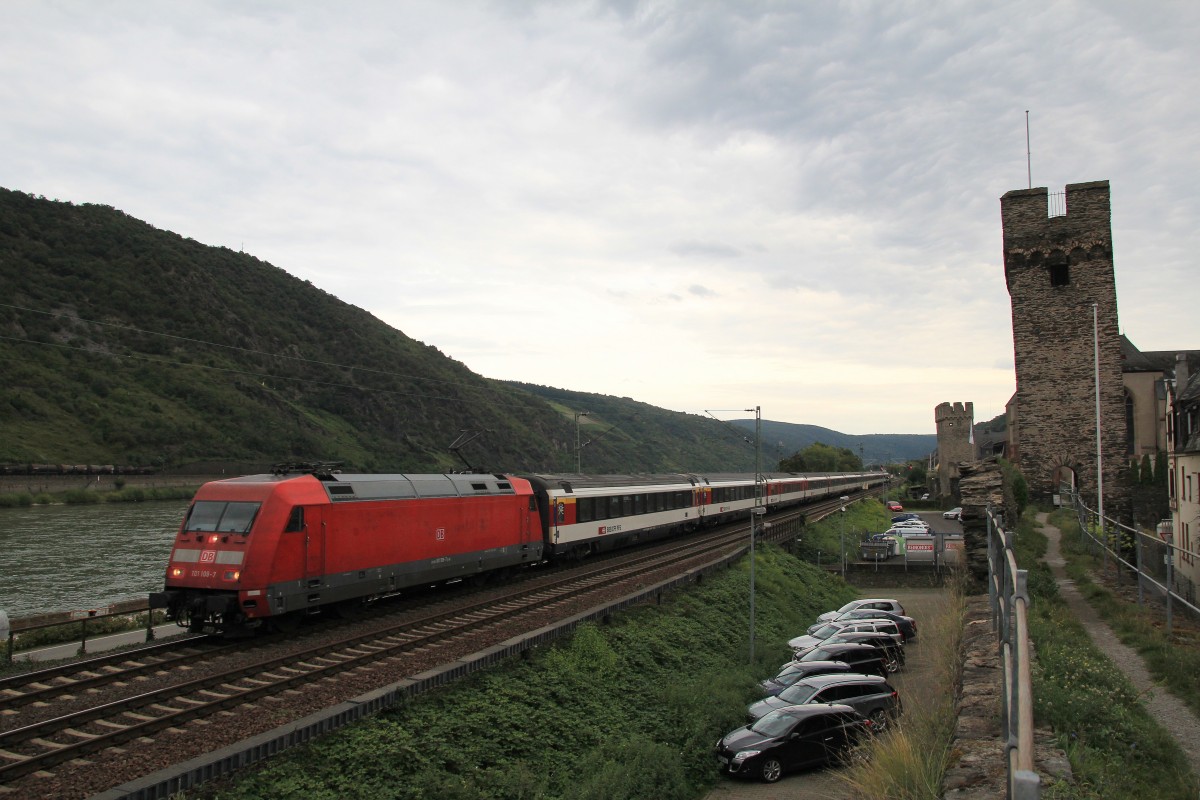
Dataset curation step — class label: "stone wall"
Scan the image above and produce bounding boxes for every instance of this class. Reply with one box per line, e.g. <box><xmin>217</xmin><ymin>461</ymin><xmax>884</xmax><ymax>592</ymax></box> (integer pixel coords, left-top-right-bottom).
<box><xmin>1001</xmin><ymin>180</ymin><xmax>1128</xmax><ymax>512</ymax></box>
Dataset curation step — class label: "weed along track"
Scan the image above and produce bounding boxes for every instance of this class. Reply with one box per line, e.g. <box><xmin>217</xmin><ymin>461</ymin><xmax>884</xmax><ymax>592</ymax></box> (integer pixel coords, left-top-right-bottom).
<box><xmin>0</xmin><ymin>516</ymin><xmax>787</xmax><ymax>799</ymax></box>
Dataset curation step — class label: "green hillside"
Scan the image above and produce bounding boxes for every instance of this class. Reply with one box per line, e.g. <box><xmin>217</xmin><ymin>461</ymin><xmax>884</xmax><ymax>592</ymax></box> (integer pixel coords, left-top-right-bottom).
<box><xmin>0</xmin><ymin>189</ymin><xmax>934</xmax><ymax>473</ymax></box>
<box><xmin>0</xmin><ymin>189</ymin><xmax>758</xmax><ymax>473</ymax></box>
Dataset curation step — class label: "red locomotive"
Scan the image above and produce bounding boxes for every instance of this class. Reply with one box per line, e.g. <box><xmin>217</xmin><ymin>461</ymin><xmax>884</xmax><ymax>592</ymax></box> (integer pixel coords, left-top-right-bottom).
<box><xmin>152</xmin><ymin>465</ymin><xmax>884</xmax><ymax>633</ymax></box>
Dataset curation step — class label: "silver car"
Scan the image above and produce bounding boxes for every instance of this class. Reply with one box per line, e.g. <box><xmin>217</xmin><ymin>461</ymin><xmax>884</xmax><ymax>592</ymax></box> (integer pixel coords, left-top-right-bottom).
<box><xmin>814</xmin><ymin>598</ymin><xmax>905</xmax><ymax>624</ymax></box>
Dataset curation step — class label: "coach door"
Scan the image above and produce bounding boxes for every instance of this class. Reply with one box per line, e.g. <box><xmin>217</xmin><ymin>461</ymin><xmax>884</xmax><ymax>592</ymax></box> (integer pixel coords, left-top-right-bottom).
<box><xmin>303</xmin><ymin>506</ymin><xmax>326</xmax><ymax>585</ymax></box>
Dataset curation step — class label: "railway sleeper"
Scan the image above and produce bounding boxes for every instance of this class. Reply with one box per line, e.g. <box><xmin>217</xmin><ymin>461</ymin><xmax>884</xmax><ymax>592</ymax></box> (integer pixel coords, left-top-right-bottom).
<box><xmin>62</xmin><ymin>728</ymin><xmax>99</xmax><ymax>741</ymax></box>
<box><xmin>30</xmin><ymin>737</ymin><xmax>68</xmax><ymax>750</ymax></box>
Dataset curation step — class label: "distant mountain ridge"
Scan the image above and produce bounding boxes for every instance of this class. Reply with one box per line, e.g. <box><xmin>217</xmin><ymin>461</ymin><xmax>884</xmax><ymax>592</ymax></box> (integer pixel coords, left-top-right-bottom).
<box><xmin>0</xmin><ymin>188</ymin><xmax>933</xmax><ymax>472</ymax></box>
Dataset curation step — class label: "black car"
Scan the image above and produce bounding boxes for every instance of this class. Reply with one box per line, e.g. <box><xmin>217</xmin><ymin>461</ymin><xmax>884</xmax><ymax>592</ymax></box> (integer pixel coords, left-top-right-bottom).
<box><xmin>811</xmin><ymin>609</ymin><xmax>918</xmax><ymax>642</ymax></box>
<box><xmin>760</xmin><ymin>660</ymin><xmax>855</xmax><ymax>696</ymax></box>
<box><xmin>747</xmin><ymin>673</ymin><xmax>902</xmax><ymax>728</ymax></box>
<box><xmin>794</xmin><ymin>643</ymin><xmax>888</xmax><ymax>678</ymax></box>
<box><xmin>715</xmin><ymin>703</ymin><xmax>872</xmax><ymax>782</ymax></box>
<box><xmin>798</xmin><ymin>631</ymin><xmax>905</xmax><ymax>672</ymax></box>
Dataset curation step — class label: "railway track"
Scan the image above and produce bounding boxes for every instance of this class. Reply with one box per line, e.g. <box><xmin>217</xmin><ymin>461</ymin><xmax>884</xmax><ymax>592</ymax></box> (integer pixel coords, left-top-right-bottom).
<box><xmin>0</xmin><ymin>489</ymin><xmax>868</xmax><ymax>797</ymax></box>
<box><xmin>0</xmin><ymin>518</ymin><xmax>755</xmax><ymax>790</ymax></box>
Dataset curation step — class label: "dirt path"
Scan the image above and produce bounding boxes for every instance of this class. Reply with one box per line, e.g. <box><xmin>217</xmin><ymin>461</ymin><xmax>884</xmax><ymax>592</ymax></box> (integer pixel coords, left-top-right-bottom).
<box><xmin>1038</xmin><ymin>512</ymin><xmax>1200</xmax><ymax>777</ymax></box>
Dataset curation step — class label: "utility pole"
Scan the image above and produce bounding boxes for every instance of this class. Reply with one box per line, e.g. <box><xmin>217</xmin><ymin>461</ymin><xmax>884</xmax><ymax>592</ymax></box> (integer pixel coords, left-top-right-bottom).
<box><xmin>574</xmin><ymin>410</ymin><xmax>590</xmax><ymax>473</ymax></box>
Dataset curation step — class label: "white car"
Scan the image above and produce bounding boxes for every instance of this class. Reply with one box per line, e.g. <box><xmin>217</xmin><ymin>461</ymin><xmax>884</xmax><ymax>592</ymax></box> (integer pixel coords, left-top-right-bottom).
<box><xmin>943</xmin><ymin>507</ymin><xmax>962</xmax><ymax>520</ymax></box>
<box><xmin>815</xmin><ymin>598</ymin><xmax>906</xmax><ymax>624</ymax></box>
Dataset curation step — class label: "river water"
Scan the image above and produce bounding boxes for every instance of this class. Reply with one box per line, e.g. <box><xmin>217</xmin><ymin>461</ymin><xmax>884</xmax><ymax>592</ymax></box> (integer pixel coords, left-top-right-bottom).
<box><xmin>0</xmin><ymin>500</ymin><xmax>190</xmax><ymax>618</ymax></box>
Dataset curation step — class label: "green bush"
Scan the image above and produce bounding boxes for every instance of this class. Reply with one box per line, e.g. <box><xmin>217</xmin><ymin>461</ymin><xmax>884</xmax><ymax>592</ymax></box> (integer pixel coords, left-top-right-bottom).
<box><xmin>0</xmin><ymin>492</ymin><xmax>33</xmax><ymax>507</ymax></box>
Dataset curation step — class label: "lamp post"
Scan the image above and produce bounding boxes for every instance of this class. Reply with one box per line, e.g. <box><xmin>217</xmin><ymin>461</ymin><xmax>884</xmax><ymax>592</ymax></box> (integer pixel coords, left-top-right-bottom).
<box><xmin>574</xmin><ymin>410</ymin><xmax>590</xmax><ymax>473</ymax></box>
<box><xmin>749</xmin><ymin>406</ymin><xmax>762</xmax><ymax>662</ymax></box>
<box><xmin>838</xmin><ymin>496</ymin><xmax>849</xmax><ymax>579</ymax></box>
<box><xmin>704</xmin><ymin>405</ymin><xmax>762</xmax><ymax>663</ymax></box>
<box><xmin>1092</xmin><ymin>303</ymin><xmax>1106</xmax><ymax>564</ymax></box>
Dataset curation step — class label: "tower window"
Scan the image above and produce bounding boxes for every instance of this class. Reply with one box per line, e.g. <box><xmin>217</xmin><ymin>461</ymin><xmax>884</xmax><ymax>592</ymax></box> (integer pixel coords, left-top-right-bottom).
<box><xmin>1049</xmin><ymin>263</ymin><xmax>1070</xmax><ymax>286</ymax></box>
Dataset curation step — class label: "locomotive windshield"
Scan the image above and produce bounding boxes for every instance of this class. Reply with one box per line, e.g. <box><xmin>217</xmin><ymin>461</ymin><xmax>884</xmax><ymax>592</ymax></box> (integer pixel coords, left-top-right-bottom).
<box><xmin>185</xmin><ymin>501</ymin><xmax>261</xmax><ymax>534</ymax></box>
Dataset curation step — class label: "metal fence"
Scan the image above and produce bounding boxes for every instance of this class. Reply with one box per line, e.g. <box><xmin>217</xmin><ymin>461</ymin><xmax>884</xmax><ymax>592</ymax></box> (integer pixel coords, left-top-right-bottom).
<box><xmin>986</xmin><ymin>506</ymin><xmax>1041</xmax><ymax>799</ymax></box>
<box><xmin>1060</xmin><ymin>489</ymin><xmax>1200</xmax><ymax>634</ymax></box>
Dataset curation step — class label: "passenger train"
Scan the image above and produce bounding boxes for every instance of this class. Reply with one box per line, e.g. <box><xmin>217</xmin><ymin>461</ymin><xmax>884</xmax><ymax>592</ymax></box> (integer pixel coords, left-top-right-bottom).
<box><xmin>151</xmin><ymin>466</ymin><xmax>885</xmax><ymax>633</ymax></box>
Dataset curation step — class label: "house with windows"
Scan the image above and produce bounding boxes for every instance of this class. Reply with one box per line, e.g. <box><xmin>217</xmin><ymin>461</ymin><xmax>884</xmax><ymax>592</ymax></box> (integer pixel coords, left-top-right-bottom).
<box><xmin>1166</xmin><ymin>356</ymin><xmax>1200</xmax><ymax>603</ymax></box>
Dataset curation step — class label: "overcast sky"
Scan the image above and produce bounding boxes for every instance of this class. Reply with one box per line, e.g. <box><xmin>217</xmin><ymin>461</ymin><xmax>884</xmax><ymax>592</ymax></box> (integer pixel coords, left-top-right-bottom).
<box><xmin>4</xmin><ymin>1</ymin><xmax>1197</xmax><ymax>435</ymax></box>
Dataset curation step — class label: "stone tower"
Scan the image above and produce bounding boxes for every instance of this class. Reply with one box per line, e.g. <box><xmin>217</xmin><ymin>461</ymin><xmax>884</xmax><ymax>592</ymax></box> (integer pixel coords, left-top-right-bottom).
<box><xmin>1001</xmin><ymin>180</ymin><xmax>1127</xmax><ymax>508</ymax></box>
<box><xmin>935</xmin><ymin>401</ymin><xmax>974</xmax><ymax>499</ymax></box>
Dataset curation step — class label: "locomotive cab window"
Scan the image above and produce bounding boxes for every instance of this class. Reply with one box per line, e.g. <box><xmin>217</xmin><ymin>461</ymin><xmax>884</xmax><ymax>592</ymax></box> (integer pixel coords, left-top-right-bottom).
<box><xmin>285</xmin><ymin>507</ymin><xmax>305</xmax><ymax>533</ymax></box>
<box><xmin>185</xmin><ymin>501</ymin><xmax>261</xmax><ymax>534</ymax></box>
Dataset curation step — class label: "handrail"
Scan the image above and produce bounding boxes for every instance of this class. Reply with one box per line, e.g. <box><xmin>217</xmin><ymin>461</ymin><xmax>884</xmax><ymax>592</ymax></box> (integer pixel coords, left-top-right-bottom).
<box><xmin>3</xmin><ymin>600</ymin><xmax>157</xmax><ymax>663</ymax></box>
<box><xmin>986</xmin><ymin>505</ymin><xmax>1041</xmax><ymax>799</ymax></box>
<box><xmin>1060</xmin><ymin>489</ymin><xmax>1199</xmax><ymax>633</ymax></box>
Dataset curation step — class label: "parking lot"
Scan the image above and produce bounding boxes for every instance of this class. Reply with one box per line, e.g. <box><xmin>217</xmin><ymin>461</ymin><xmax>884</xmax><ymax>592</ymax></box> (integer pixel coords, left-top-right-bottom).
<box><xmin>705</xmin><ymin>565</ymin><xmax>955</xmax><ymax>798</ymax></box>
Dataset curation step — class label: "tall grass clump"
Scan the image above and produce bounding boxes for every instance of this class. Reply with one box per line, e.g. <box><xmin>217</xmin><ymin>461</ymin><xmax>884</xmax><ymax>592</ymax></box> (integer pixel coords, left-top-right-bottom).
<box><xmin>840</xmin><ymin>575</ymin><xmax>967</xmax><ymax>800</ymax></box>
<box><xmin>191</xmin><ymin>547</ymin><xmax>859</xmax><ymax>800</ymax></box>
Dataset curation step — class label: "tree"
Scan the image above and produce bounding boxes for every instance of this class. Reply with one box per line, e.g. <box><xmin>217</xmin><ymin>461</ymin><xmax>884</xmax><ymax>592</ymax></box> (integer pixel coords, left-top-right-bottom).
<box><xmin>1139</xmin><ymin>454</ymin><xmax>1155</xmax><ymax>486</ymax></box>
<box><xmin>779</xmin><ymin>442</ymin><xmax>862</xmax><ymax>472</ymax></box>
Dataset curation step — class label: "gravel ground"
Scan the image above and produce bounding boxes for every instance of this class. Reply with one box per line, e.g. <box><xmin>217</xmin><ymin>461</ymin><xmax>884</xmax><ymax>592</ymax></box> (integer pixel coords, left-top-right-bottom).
<box><xmin>1039</xmin><ymin>512</ymin><xmax>1200</xmax><ymax>778</ymax></box>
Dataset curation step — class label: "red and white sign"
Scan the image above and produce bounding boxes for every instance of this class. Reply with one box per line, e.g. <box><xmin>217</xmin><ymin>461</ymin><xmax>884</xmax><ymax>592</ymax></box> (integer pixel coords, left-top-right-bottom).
<box><xmin>907</xmin><ymin>543</ymin><xmax>935</xmax><ymax>552</ymax></box>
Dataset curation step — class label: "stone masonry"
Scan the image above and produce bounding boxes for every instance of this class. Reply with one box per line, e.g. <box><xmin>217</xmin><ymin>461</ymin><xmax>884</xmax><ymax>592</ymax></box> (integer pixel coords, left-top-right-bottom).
<box><xmin>935</xmin><ymin>401</ymin><xmax>974</xmax><ymax>501</ymax></box>
<box><xmin>1001</xmin><ymin>180</ymin><xmax>1127</xmax><ymax>511</ymax></box>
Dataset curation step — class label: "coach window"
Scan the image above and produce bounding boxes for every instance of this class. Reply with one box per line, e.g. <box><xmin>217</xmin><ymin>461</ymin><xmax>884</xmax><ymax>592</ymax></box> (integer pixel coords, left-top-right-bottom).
<box><xmin>577</xmin><ymin>498</ymin><xmax>592</xmax><ymax>523</ymax></box>
<box><xmin>633</xmin><ymin>494</ymin><xmax>645</xmax><ymax>515</ymax></box>
<box><xmin>609</xmin><ymin>496</ymin><xmax>621</xmax><ymax>518</ymax></box>
<box><xmin>285</xmin><ymin>507</ymin><xmax>305</xmax><ymax>532</ymax></box>
<box><xmin>621</xmin><ymin>495</ymin><xmax>633</xmax><ymax>516</ymax></box>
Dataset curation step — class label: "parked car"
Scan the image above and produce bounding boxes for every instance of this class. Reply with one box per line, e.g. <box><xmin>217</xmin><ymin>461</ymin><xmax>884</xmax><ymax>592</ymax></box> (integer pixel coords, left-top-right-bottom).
<box><xmin>793</xmin><ymin>620</ymin><xmax>903</xmax><ymax>653</ymax></box>
<box><xmin>815</xmin><ymin>598</ymin><xmax>906</xmax><ymax>624</ymax></box>
<box><xmin>715</xmin><ymin>704</ymin><xmax>873</xmax><ymax>783</ymax></box>
<box><xmin>746</xmin><ymin>673</ymin><xmax>902</xmax><ymax>728</ymax></box>
<box><xmin>790</xmin><ymin>619</ymin><xmax>903</xmax><ymax>653</ymax></box>
<box><xmin>814</xmin><ymin>609</ymin><xmax>917</xmax><ymax>642</ymax></box>
<box><xmin>816</xmin><ymin>631</ymin><xmax>906</xmax><ymax>671</ymax></box>
<box><xmin>791</xmin><ymin>632</ymin><xmax>904</xmax><ymax>673</ymax></box>
<box><xmin>760</xmin><ymin>660</ymin><xmax>856</xmax><ymax>696</ymax></box>
<box><xmin>943</xmin><ymin>507</ymin><xmax>963</xmax><ymax>520</ymax></box>
<box><xmin>886</xmin><ymin>500</ymin><xmax>904</xmax><ymax>511</ymax></box>
<box><xmin>891</xmin><ymin>513</ymin><xmax>921</xmax><ymax>523</ymax></box>
<box><xmin>790</xmin><ymin>643</ymin><xmax>889</xmax><ymax>678</ymax></box>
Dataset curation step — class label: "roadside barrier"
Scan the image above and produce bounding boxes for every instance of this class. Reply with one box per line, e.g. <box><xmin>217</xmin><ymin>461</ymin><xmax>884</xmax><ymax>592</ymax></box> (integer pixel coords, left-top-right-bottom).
<box><xmin>986</xmin><ymin>505</ymin><xmax>1040</xmax><ymax>799</ymax></box>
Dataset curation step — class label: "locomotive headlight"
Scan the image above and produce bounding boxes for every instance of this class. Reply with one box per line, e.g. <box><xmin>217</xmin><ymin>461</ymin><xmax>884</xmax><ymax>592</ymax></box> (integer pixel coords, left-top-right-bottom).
<box><xmin>223</xmin><ymin>570</ymin><xmax>240</xmax><ymax>581</ymax></box>
<box><xmin>208</xmin><ymin>534</ymin><xmax>219</xmax><ymax>544</ymax></box>
<box><xmin>171</xmin><ymin>567</ymin><xmax>184</xmax><ymax>578</ymax></box>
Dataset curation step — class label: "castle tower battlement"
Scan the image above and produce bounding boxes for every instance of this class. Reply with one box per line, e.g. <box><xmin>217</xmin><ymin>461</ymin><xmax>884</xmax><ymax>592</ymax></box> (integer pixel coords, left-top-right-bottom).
<box><xmin>1000</xmin><ymin>180</ymin><xmax>1127</xmax><ymax>508</ymax></box>
<box><xmin>935</xmin><ymin>401</ymin><xmax>973</xmax><ymax>499</ymax></box>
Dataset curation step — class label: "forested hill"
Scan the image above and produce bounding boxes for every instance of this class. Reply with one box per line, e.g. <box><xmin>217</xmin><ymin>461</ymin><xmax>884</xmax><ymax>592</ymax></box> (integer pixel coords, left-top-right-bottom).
<box><xmin>0</xmin><ymin>189</ymin><xmax>934</xmax><ymax>473</ymax></box>
<box><xmin>0</xmin><ymin>189</ymin><xmax>760</xmax><ymax>473</ymax></box>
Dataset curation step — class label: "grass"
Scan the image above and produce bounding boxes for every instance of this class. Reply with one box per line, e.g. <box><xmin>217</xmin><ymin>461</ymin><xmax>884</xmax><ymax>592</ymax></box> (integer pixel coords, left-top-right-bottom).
<box><xmin>840</xmin><ymin>576</ymin><xmax>967</xmax><ymax>799</ymax></box>
<box><xmin>1047</xmin><ymin>508</ymin><xmax>1200</xmax><ymax>720</ymax></box>
<box><xmin>184</xmin><ymin>545</ymin><xmax>860</xmax><ymax>800</ymax></box>
<box><xmin>1017</xmin><ymin>510</ymin><xmax>1199</xmax><ymax>799</ymax></box>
